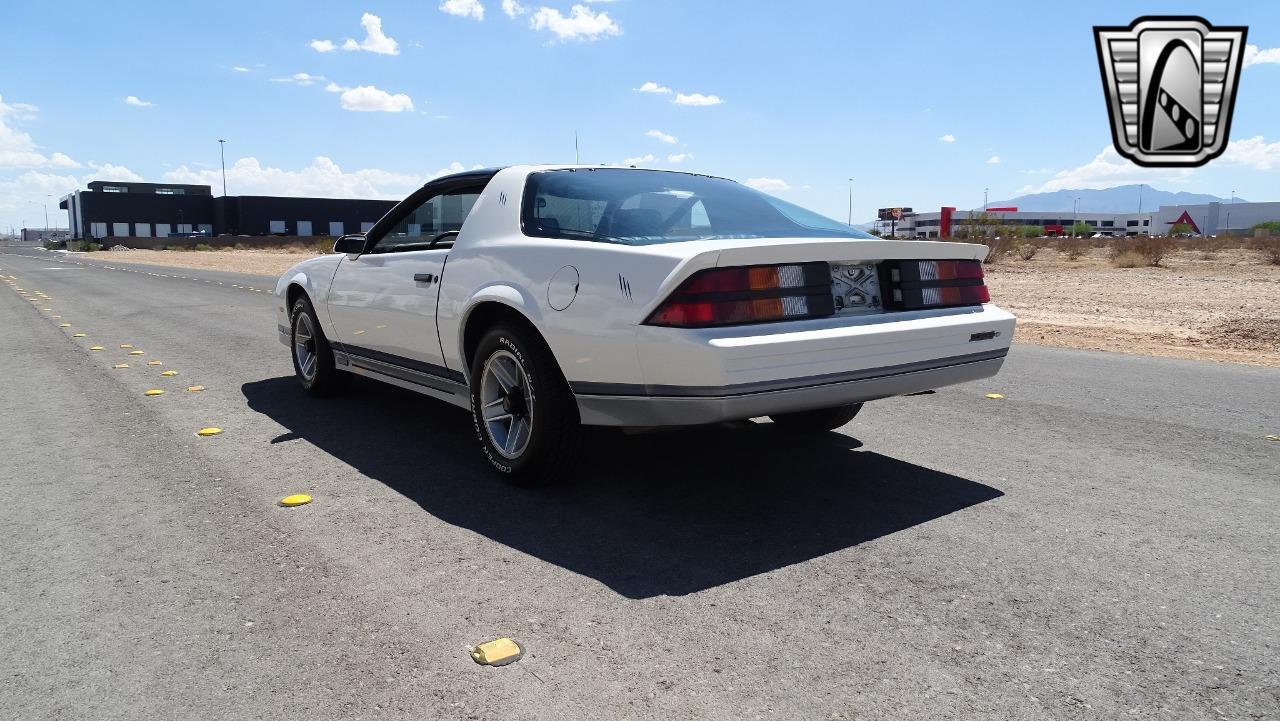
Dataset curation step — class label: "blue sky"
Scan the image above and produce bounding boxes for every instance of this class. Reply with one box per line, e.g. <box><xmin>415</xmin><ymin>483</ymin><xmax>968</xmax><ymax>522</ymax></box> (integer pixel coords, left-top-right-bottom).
<box><xmin>1</xmin><ymin>0</ymin><xmax>1278</xmax><ymax>231</ymax></box>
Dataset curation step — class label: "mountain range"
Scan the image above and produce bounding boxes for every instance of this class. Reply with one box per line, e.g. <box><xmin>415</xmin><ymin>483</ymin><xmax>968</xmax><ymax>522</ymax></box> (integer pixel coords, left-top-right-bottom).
<box><xmin>982</xmin><ymin>185</ymin><xmax>1244</xmax><ymax>213</ymax></box>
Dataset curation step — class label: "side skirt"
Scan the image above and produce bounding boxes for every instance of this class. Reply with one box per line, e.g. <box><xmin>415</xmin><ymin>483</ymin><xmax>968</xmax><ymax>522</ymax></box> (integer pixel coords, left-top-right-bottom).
<box><xmin>334</xmin><ymin>350</ymin><xmax>471</xmax><ymax>410</ymax></box>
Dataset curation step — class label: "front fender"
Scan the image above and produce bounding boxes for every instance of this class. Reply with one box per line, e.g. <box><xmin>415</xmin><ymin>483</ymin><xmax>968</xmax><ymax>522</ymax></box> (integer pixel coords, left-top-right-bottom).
<box><xmin>274</xmin><ymin>257</ymin><xmax>343</xmax><ymax>341</ymax></box>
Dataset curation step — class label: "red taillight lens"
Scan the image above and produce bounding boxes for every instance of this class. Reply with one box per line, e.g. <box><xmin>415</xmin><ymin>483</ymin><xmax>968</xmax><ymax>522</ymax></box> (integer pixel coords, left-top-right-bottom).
<box><xmin>881</xmin><ymin>260</ymin><xmax>989</xmax><ymax>310</ymax></box>
<box><xmin>645</xmin><ymin>263</ymin><xmax>834</xmax><ymax>328</ymax></box>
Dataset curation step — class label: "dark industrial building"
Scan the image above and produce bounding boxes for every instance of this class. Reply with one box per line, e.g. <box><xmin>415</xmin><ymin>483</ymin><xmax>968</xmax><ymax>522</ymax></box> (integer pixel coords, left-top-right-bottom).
<box><xmin>59</xmin><ymin>181</ymin><xmax>398</xmax><ymax>242</ymax></box>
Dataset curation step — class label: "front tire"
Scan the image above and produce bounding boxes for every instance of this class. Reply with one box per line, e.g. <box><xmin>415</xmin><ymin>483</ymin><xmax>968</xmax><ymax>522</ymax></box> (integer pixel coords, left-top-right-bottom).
<box><xmin>291</xmin><ymin>296</ymin><xmax>350</xmax><ymax>397</ymax></box>
<box><xmin>469</xmin><ymin>322</ymin><xmax>583</xmax><ymax>485</ymax></box>
<box><xmin>769</xmin><ymin>403</ymin><xmax>863</xmax><ymax>432</ymax></box>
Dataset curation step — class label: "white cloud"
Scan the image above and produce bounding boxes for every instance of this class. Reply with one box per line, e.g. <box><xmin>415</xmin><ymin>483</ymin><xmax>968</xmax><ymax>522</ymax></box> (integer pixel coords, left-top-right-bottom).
<box><xmin>338</xmin><ymin>85</ymin><xmax>415</xmax><ymax>113</ymax></box>
<box><xmin>0</xmin><ymin>96</ymin><xmax>80</xmax><ymax>170</ymax></box>
<box><xmin>232</xmin><ymin>65</ymin><xmax>251</xmax><ymax>72</ymax></box>
<box><xmin>440</xmin><ymin>0</ymin><xmax>485</xmax><ymax>20</ymax></box>
<box><xmin>1019</xmin><ymin>167</ymin><xmax>1054</xmax><ymax>175</ymax></box>
<box><xmin>124</xmin><ymin>95</ymin><xmax>153</xmax><ymax>107</ymax></box>
<box><xmin>744</xmin><ymin>177</ymin><xmax>789</xmax><ymax>192</ymax></box>
<box><xmin>163</xmin><ymin>156</ymin><xmax>421</xmax><ymax>199</ymax></box>
<box><xmin>1244</xmin><ymin>44</ymin><xmax>1280</xmax><ymax>67</ymax></box>
<box><xmin>87</xmin><ymin>162</ymin><xmax>144</xmax><ymax>182</ymax></box>
<box><xmin>324</xmin><ymin>82</ymin><xmax>347</xmax><ymax>93</ymax></box>
<box><xmin>530</xmin><ymin>4</ymin><xmax>621</xmax><ymax>42</ymax></box>
<box><xmin>985</xmin><ymin>155</ymin><xmax>1001</xmax><ymax>164</ymax></box>
<box><xmin>502</xmin><ymin>0</ymin><xmax>527</xmax><ymax>17</ymax></box>
<box><xmin>674</xmin><ymin>92</ymin><xmax>723</xmax><ymax>106</ymax></box>
<box><xmin>272</xmin><ymin>72</ymin><xmax>327</xmax><ymax>86</ymax></box>
<box><xmin>938</xmin><ymin>133</ymin><xmax>956</xmax><ymax>143</ymax></box>
<box><xmin>666</xmin><ymin>152</ymin><xmax>693</xmax><ymax>163</ymax></box>
<box><xmin>309</xmin><ymin>39</ymin><xmax>337</xmax><ymax>53</ymax></box>
<box><xmin>635</xmin><ymin>81</ymin><xmax>671</xmax><ymax>94</ymax></box>
<box><xmin>1019</xmin><ymin>145</ymin><xmax>1192</xmax><ymax>193</ymax></box>
<box><xmin>622</xmin><ymin>153</ymin><xmax>654</xmax><ymax>165</ymax></box>
<box><xmin>645</xmin><ymin>129</ymin><xmax>677</xmax><ymax>144</ymax></box>
<box><xmin>1220</xmin><ymin>135</ymin><xmax>1280</xmax><ymax>170</ymax></box>
<box><xmin>340</xmin><ymin>13</ymin><xmax>400</xmax><ymax>55</ymax></box>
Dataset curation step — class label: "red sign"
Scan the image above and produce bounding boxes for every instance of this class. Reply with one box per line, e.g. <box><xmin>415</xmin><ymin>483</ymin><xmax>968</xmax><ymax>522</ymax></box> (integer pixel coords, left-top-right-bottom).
<box><xmin>986</xmin><ymin>206</ymin><xmax>1018</xmax><ymax>212</ymax></box>
<box><xmin>1166</xmin><ymin>210</ymin><xmax>1201</xmax><ymax>234</ymax></box>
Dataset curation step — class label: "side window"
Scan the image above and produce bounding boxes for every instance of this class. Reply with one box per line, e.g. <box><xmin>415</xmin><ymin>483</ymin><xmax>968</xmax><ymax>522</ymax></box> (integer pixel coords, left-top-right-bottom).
<box><xmin>371</xmin><ymin>189</ymin><xmax>482</xmax><ymax>253</ymax></box>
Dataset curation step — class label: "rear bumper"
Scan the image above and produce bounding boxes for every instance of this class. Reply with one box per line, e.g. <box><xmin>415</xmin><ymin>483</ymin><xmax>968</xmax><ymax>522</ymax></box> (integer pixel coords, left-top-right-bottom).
<box><xmin>575</xmin><ymin>348</ymin><xmax>1006</xmax><ymax>426</ymax></box>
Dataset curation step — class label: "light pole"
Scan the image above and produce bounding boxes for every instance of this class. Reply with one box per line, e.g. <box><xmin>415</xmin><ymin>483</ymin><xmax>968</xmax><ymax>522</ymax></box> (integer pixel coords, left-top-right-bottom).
<box><xmin>983</xmin><ymin>187</ymin><xmax>988</xmax><ymax>210</ymax></box>
<box><xmin>1137</xmin><ymin>183</ymin><xmax>1144</xmax><ymax>215</ymax></box>
<box><xmin>44</xmin><ymin>194</ymin><xmax>51</xmax><ymax>230</ymax></box>
<box><xmin>1072</xmin><ymin>197</ymin><xmax>1080</xmax><ymax>238</ymax></box>
<box><xmin>1226</xmin><ymin>189</ymin><xmax>1235</xmax><ymax>236</ymax></box>
<box><xmin>218</xmin><ymin>139</ymin><xmax>228</xmax><ymax>197</ymax></box>
<box><xmin>846</xmin><ymin>178</ymin><xmax>853</xmax><ymax>227</ymax></box>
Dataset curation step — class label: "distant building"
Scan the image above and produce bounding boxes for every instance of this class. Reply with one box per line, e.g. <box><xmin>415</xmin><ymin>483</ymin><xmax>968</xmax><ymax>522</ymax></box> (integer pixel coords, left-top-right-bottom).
<box><xmin>58</xmin><ymin>181</ymin><xmax>398</xmax><ymax>240</ymax></box>
<box><xmin>20</xmin><ymin>227</ymin><xmax>72</xmax><ymax>243</ymax></box>
<box><xmin>892</xmin><ymin>200</ymin><xmax>1280</xmax><ymax>238</ymax></box>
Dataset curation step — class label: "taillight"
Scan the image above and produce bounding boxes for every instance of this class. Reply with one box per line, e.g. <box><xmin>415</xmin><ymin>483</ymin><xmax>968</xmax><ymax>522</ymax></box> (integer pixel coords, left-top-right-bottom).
<box><xmin>645</xmin><ymin>262</ymin><xmax>835</xmax><ymax>328</ymax></box>
<box><xmin>880</xmin><ymin>260</ymin><xmax>990</xmax><ymax>310</ymax></box>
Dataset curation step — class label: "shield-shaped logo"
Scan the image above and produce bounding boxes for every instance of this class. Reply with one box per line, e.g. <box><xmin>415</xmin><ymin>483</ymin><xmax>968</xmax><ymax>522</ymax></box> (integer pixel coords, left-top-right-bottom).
<box><xmin>1094</xmin><ymin>16</ymin><xmax>1247</xmax><ymax>167</ymax></box>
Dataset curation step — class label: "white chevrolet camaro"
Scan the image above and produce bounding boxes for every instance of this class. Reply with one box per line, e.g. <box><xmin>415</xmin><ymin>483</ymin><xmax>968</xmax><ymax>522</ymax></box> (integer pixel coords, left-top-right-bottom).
<box><xmin>275</xmin><ymin>166</ymin><xmax>1015</xmax><ymax>484</ymax></box>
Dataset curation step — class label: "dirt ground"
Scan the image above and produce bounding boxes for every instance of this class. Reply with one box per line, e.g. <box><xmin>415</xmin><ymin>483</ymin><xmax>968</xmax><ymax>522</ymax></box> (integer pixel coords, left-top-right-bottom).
<box><xmin>81</xmin><ymin>245</ymin><xmax>1280</xmax><ymax>367</ymax></box>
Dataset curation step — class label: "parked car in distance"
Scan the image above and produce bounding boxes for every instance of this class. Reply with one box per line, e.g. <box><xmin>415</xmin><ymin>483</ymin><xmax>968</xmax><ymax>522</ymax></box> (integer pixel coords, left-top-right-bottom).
<box><xmin>275</xmin><ymin>166</ymin><xmax>1016</xmax><ymax>484</ymax></box>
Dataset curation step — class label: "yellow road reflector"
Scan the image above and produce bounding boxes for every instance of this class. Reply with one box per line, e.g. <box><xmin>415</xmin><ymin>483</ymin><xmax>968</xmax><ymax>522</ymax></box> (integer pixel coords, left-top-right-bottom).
<box><xmin>279</xmin><ymin>494</ymin><xmax>312</xmax><ymax>507</ymax></box>
<box><xmin>120</xmin><ymin>344</ymin><xmax>133</xmax><ymax>348</ymax></box>
<box><xmin>147</xmin><ymin>360</ymin><xmax>162</xmax><ymax>366</ymax></box>
<box><xmin>113</xmin><ymin>363</ymin><xmax>129</xmax><ymax>369</ymax></box>
<box><xmin>72</xmin><ymin>332</ymin><xmax>86</xmax><ymax>337</ymax></box>
<box><xmin>469</xmin><ymin>638</ymin><xmax>523</xmax><ymax>666</ymax></box>
<box><xmin>1266</xmin><ymin>435</ymin><xmax>1280</xmax><ymax>442</ymax></box>
<box><xmin>984</xmin><ymin>393</ymin><xmax>1005</xmax><ymax>400</ymax></box>
<box><xmin>160</xmin><ymin>370</ymin><xmax>178</xmax><ymax>376</ymax></box>
<box><xmin>129</xmin><ymin>350</ymin><xmax>145</xmax><ymax>355</ymax></box>
<box><xmin>353</xmin><ymin>329</ymin><xmax>365</xmax><ymax>335</ymax></box>
<box><xmin>144</xmin><ymin>389</ymin><xmax>164</xmax><ymax>396</ymax></box>
<box><xmin>89</xmin><ymin>345</ymin><xmax>104</xmax><ymax>351</ymax></box>
<box><xmin>51</xmin><ymin>315</ymin><xmax>61</xmax><ymax>319</ymax></box>
<box><xmin>59</xmin><ymin>323</ymin><xmax>71</xmax><ymax>327</ymax></box>
<box><xmin>196</xmin><ymin>427</ymin><xmax>222</xmax><ymax>437</ymax></box>
<box><xmin>186</xmin><ymin>385</ymin><xmax>205</xmax><ymax>392</ymax></box>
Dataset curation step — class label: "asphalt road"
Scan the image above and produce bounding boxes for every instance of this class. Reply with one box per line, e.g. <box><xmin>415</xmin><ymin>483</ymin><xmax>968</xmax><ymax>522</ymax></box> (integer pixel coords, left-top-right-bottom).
<box><xmin>1</xmin><ymin>247</ymin><xmax>1277</xmax><ymax>721</ymax></box>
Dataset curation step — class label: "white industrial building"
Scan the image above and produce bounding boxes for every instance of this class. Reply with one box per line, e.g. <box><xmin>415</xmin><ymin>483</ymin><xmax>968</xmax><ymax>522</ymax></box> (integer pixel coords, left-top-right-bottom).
<box><xmin>893</xmin><ymin>200</ymin><xmax>1279</xmax><ymax>239</ymax></box>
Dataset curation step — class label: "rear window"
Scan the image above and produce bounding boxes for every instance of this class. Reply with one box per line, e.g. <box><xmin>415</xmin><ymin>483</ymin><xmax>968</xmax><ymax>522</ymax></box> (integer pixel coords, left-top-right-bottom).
<box><xmin>522</xmin><ymin>168</ymin><xmax>875</xmax><ymax>245</ymax></box>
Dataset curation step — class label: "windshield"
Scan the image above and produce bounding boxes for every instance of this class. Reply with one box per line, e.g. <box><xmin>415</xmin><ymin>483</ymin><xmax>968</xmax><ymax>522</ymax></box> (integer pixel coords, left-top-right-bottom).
<box><xmin>521</xmin><ymin>168</ymin><xmax>876</xmax><ymax>245</ymax></box>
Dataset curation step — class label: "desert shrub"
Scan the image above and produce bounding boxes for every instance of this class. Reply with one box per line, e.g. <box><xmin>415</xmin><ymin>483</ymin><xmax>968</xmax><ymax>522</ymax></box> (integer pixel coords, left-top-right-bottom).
<box><xmin>1056</xmin><ymin>237</ymin><xmax>1086</xmax><ymax>260</ymax></box>
<box><xmin>1254</xmin><ymin>236</ymin><xmax>1280</xmax><ymax>265</ymax></box>
<box><xmin>982</xmin><ymin>235</ymin><xmax>1015</xmax><ymax>264</ymax></box>
<box><xmin>1112</xmin><ymin>250</ymin><xmax>1146</xmax><ymax>268</ymax></box>
<box><xmin>1250</xmin><ymin>220</ymin><xmax>1280</xmax><ymax>235</ymax></box>
<box><xmin>1111</xmin><ymin>235</ymin><xmax>1174</xmax><ymax>266</ymax></box>
<box><xmin>1016</xmin><ymin>243</ymin><xmax>1038</xmax><ymax>261</ymax></box>
<box><xmin>79</xmin><ymin>240</ymin><xmax>99</xmax><ymax>252</ymax></box>
<box><xmin>313</xmin><ymin>238</ymin><xmax>333</xmax><ymax>253</ymax></box>
<box><xmin>193</xmin><ymin>243</ymin><xmax>214</xmax><ymax>251</ymax></box>
<box><xmin>234</xmin><ymin>242</ymin><xmax>250</xmax><ymax>250</ymax></box>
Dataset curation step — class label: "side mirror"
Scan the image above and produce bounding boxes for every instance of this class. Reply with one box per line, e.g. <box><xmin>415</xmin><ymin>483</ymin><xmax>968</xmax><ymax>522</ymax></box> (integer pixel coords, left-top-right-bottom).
<box><xmin>333</xmin><ymin>233</ymin><xmax>366</xmax><ymax>255</ymax></box>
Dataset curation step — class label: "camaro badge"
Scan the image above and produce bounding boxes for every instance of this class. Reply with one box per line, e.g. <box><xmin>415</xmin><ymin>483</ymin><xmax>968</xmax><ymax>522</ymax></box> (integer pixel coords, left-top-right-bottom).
<box><xmin>1094</xmin><ymin>16</ymin><xmax>1246</xmax><ymax>167</ymax></box>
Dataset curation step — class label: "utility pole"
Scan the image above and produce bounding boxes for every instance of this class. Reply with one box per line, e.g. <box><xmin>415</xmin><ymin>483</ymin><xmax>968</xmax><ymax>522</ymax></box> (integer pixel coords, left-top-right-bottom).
<box><xmin>218</xmin><ymin>139</ymin><xmax>228</xmax><ymax>196</ymax></box>
<box><xmin>574</xmin><ymin>131</ymin><xmax>579</xmax><ymax>164</ymax></box>
<box><xmin>1226</xmin><ymin>189</ymin><xmax>1236</xmax><ymax>236</ymax></box>
<box><xmin>847</xmin><ymin>178</ymin><xmax>854</xmax><ymax>227</ymax></box>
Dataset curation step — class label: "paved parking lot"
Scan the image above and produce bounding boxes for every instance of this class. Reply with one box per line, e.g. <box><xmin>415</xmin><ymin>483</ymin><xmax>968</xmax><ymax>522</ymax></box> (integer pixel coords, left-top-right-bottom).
<box><xmin>1</xmin><ymin>248</ymin><xmax>1277</xmax><ymax>720</ymax></box>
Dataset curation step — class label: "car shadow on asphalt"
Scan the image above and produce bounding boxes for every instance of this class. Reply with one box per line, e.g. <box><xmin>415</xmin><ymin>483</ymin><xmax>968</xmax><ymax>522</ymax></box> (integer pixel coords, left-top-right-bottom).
<box><xmin>243</xmin><ymin>376</ymin><xmax>1003</xmax><ymax>599</ymax></box>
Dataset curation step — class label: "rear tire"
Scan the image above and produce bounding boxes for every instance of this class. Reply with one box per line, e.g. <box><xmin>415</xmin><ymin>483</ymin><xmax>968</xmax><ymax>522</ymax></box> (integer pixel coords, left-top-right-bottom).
<box><xmin>769</xmin><ymin>403</ymin><xmax>863</xmax><ymax>432</ymax></box>
<box><xmin>470</xmin><ymin>322</ymin><xmax>583</xmax><ymax>486</ymax></box>
<box><xmin>291</xmin><ymin>296</ymin><xmax>350</xmax><ymax>397</ymax></box>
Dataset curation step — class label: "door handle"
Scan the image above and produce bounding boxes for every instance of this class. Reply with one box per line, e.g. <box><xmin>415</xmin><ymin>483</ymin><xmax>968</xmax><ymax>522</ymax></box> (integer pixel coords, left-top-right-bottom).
<box><xmin>414</xmin><ymin>273</ymin><xmax>436</xmax><ymax>284</ymax></box>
